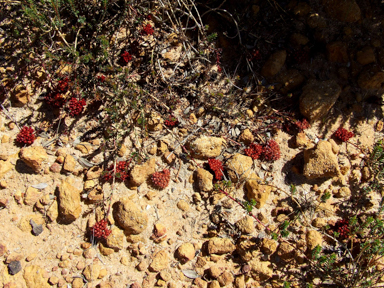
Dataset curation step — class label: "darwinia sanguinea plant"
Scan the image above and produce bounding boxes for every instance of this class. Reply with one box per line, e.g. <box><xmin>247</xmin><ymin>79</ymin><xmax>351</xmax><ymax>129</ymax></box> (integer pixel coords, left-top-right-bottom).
<box><xmin>244</xmin><ymin>143</ymin><xmax>263</xmax><ymax>160</ymax></box>
<box><xmin>68</xmin><ymin>98</ymin><xmax>86</xmax><ymax>117</ymax></box>
<box><xmin>331</xmin><ymin>219</ymin><xmax>350</xmax><ymax>240</ymax></box>
<box><xmin>16</xmin><ymin>126</ymin><xmax>36</xmax><ymax>146</ymax></box>
<box><xmin>151</xmin><ymin>169</ymin><xmax>170</xmax><ymax>189</ymax></box>
<box><xmin>45</xmin><ymin>77</ymin><xmax>70</xmax><ymax>108</ymax></box>
<box><xmin>334</xmin><ymin>127</ymin><xmax>354</xmax><ymax>142</ymax></box>
<box><xmin>164</xmin><ymin>115</ymin><xmax>178</xmax><ymax>127</ymax></box>
<box><xmin>294</xmin><ymin>118</ymin><xmax>310</xmax><ymax>131</ymax></box>
<box><xmin>208</xmin><ymin>158</ymin><xmax>224</xmax><ymax>181</ymax></box>
<box><xmin>141</xmin><ymin>23</ymin><xmax>154</xmax><ymax>35</ymax></box>
<box><xmin>121</xmin><ymin>51</ymin><xmax>132</xmax><ymax>64</ymax></box>
<box><xmin>91</xmin><ymin>219</ymin><xmax>111</xmax><ymax>239</ymax></box>
<box><xmin>103</xmin><ymin>160</ymin><xmax>131</xmax><ymax>182</ymax></box>
<box><xmin>245</xmin><ymin>140</ymin><xmax>281</xmax><ymax>162</ymax></box>
<box><xmin>262</xmin><ymin>139</ymin><xmax>281</xmax><ymax>161</ymax></box>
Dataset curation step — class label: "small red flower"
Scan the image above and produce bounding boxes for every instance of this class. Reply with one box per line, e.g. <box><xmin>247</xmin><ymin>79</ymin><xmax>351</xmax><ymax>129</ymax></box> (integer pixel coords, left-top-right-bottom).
<box><xmin>151</xmin><ymin>169</ymin><xmax>170</xmax><ymax>189</ymax></box>
<box><xmin>68</xmin><ymin>98</ymin><xmax>86</xmax><ymax>117</ymax></box>
<box><xmin>121</xmin><ymin>51</ymin><xmax>132</xmax><ymax>64</ymax></box>
<box><xmin>208</xmin><ymin>158</ymin><xmax>224</xmax><ymax>180</ymax></box>
<box><xmin>103</xmin><ymin>160</ymin><xmax>131</xmax><ymax>182</ymax></box>
<box><xmin>56</xmin><ymin>77</ymin><xmax>69</xmax><ymax>93</ymax></box>
<box><xmin>244</xmin><ymin>143</ymin><xmax>263</xmax><ymax>160</ymax></box>
<box><xmin>91</xmin><ymin>219</ymin><xmax>111</xmax><ymax>239</ymax></box>
<box><xmin>262</xmin><ymin>139</ymin><xmax>281</xmax><ymax>162</ymax></box>
<box><xmin>97</xmin><ymin>75</ymin><xmax>106</xmax><ymax>82</ymax></box>
<box><xmin>334</xmin><ymin>127</ymin><xmax>354</xmax><ymax>142</ymax></box>
<box><xmin>164</xmin><ymin>115</ymin><xmax>178</xmax><ymax>127</ymax></box>
<box><xmin>141</xmin><ymin>23</ymin><xmax>154</xmax><ymax>35</ymax></box>
<box><xmin>294</xmin><ymin>119</ymin><xmax>310</xmax><ymax>131</ymax></box>
<box><xmin>16</xmin><ymin>126</ymin><xmax>35</xmax><ymax>146</ymax></box>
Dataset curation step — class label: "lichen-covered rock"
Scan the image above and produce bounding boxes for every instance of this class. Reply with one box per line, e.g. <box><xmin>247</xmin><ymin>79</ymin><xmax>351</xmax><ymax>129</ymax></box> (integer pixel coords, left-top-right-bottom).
<box><xmin>300</xmin><ymin>80</ymin><xmax>341</xmax><ymax>122</ymax></box>
<box><xmin>58</xmin><ymin>177</ymin><xmax>81</xmax><ymax>222</ymax></box>
<box><xmin>195</xmin><ymin>168</ymin><xmax>213</xmax><ymax>192</ymax></box>
<box><xmin>129</xmin><ymin>158</ymin><xmax>156</xmax><ymax>187</ymax></box>
<box><xmin>303</xmin><ymin>141</ymin><xmax>339</xmax><ymax>179</ymax></box>
<box><xmin>189</xmin><ymin>136</ymin><xmax>226</xmax><ymax>159</ymax></box>
<box><xmin>114</xmin><ymin>198</ymin><xmax>148</xmax><ymax>234</ymax></box>
<box><xmin>19</xmin><ymin>146</ymin><xmax>48</xmax><ymax>172</ymax></box>
<box><xmin>261</xmin><ymin>50</ymin><xmax>286</xmax><ymax>78</ymax></box>
<box><xmin>245</xmin><ymin>174</ymin><xmax>272</xmax><ymax>208</ymax></box>
<box><xmin>226</xmin><ymin>154</ymin><xmax>253</xmax><ymax>183</ymax></box>
<box><xmin>207</xmin><ymin>237</ymin><xmax>236</xmax><ymax>255</ymax></box>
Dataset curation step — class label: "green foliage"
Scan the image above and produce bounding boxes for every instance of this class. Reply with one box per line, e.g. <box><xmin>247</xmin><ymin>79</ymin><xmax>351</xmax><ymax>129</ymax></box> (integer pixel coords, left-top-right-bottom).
<box><xmin>242</xmin><ymin>199</ymin><xmax>257</xmax><ymax>213</ymax></box>
<box><xmin>320</xmin><ymin>191</ymin><xmax>331</xmax><ymax>203</ymax></box>
<box><xmin>207</xmin><ymin>32</ymin><xmax>218</xmax><ymax>42</ymax></box>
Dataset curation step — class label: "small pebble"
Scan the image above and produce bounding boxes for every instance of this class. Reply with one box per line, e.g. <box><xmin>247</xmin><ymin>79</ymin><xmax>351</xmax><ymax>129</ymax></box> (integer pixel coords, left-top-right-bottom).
<box><xmin>8</xmin><ymin>261</ymin><xmax>21</xmax><ymax>275</ymax></box>
<box><xmin>30</xmin><ymin>219</ymin><xmax>43</xmax><ymax>236</ymax></box>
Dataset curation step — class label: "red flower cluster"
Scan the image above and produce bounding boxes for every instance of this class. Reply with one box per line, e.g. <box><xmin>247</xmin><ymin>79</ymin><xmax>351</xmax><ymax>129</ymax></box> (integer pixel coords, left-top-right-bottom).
<box><xmin>333</xmin><ymin>219</ymin><xmax>350</xmax><ymax>239</ymax></box>
<box><xmin>263</xmin><ymin>139</ymin><xmax>281</xmax><ymax>161</ymax></box>
<box><xmin>121</xmin><ymin>51</ymin><xmax>132</xmax><ymax>64</ymax></box>
<box><xmin>334</xmin><ymin>127</ymin><xmax>354</xmax><ymax>142</ymax></box>
<box><xmin>103</xmin><ymin>160</ymin><xmax>131</xmax><ymax>182</ymax></box>
<box><xmin>208</xmin><ymin>158</ymin><xmax>224</xmax><ymax>180</ymax></box>
<box><xmin>97</xmin><ymin>75</ymin><xmax>106</xmax><ymax>82</ymax></box>
<box><xmin>141</xmin><ymin>23</ymin><xmax>154</xmax><ymax>35</ymax></box>
<box><xmin>244</xmin><ymin>140</ymin><xmax>281</xmax><ymax>162</ymax></box>
<box><xmin>164</xmin><ymin>116</ymin><xmax>178</xmax><ymax>127</ymax></box>
<box><xmin>294</xmin><ymin>119</ymin><xmax>310</xmax><ymax>131</ymax></box>
<box><xmin>45</xmin><ymin>78</ymin><xmax>70</xmax><ymax>108</ymax></box>
<box><xmin>91</xmin><ymin>219</ymin><xmax>111</xmax><ymax>239</ymax></box>
<box><xmin>16</xmin><ymin>126</ymin><xmax>36</xmax><ymax>146</ymax></box>
<box><xmin>244</xmin><ymin>143</ymin><xmax>263</xmax><ymax>160</ymax></box>
<box><xmin>68</xmin><ymin>98</ymin><xmax>86</xmax><ymax>117</ymax></box>
<box><xmin>57</xmin><ymin>78</ymin><xmax>69</xmax><ymax>92</ymax></box>
<box><xmin>151</xmin><ymin>169</ymin><xmax>170</xmax><ymax>189</ymax></box>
